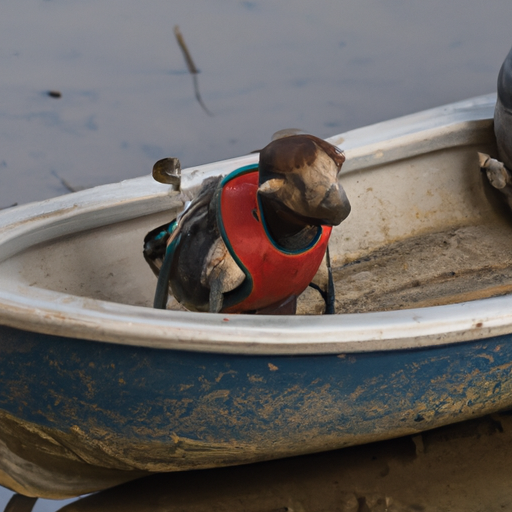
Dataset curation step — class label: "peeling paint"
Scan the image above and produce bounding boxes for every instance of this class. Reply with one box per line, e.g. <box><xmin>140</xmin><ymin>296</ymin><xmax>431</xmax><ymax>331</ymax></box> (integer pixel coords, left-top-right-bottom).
<box><xmin>2</xmin><ymin>325</ymin><xmax>512</xmax><ymax>498</ymax></box>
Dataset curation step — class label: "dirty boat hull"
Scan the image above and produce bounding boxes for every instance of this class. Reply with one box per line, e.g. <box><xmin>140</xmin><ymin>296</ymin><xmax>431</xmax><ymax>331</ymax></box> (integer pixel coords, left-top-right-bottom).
<box><xmin>2</xmin><ymin>325</ymin><xmax>512</xmax><ymax>498</ymax></box>
<box><xmin>1</xmin><ymin>94</ymin><xmax>512</xmax><ymax>498</ymax></box>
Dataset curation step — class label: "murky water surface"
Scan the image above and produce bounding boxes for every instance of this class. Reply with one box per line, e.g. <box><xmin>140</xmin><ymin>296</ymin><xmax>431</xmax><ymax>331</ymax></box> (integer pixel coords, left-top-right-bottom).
<box><xmin>2</xmin><ymin>0</ymin><xmax>512</xmax><ymax>509</ymax></box>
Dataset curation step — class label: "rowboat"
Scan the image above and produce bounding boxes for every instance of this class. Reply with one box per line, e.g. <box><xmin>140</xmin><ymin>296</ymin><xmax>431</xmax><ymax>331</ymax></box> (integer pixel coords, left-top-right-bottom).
<box><xmin>1</xmin><ymin>93</ymin><xmax>512</xmax><ymax>500</ymax></box>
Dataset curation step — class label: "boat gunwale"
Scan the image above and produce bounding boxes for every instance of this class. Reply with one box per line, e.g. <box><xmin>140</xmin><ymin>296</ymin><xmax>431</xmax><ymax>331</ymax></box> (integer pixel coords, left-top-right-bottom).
<box><xmin>0</xmin><ymin>93</ymin><xmax>507</xmax><ymax>356</ymax></box>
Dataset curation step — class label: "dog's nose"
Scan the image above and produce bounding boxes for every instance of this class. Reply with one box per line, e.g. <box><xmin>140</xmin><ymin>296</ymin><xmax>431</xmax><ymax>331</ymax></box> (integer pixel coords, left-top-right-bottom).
<box><xmin>317</xmin><ymin>184</ymin><xmax>351</xmax><ymax>226</ymax></box>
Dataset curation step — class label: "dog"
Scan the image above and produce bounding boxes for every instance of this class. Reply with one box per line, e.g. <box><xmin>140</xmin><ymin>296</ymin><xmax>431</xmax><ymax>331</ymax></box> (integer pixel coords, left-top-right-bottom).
<box><xmin>144</xmin><ymin>134</ymin><xmax>351</xmax><ymax>314</ymax></box>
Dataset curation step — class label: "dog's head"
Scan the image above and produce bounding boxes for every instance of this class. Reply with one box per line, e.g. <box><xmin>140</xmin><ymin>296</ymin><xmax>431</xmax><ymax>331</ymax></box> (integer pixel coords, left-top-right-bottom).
<box><xmin>258</xmin><ymin>134</ymin><xmax>351</xmax><ymax>226</ymax></box>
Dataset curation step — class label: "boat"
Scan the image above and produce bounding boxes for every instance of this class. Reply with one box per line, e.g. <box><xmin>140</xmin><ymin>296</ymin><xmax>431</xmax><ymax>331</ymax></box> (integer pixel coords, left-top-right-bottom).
<box><xmin>1</xmin><ymin>92</ymin><xmax>512</xmax><ymax>500</ymax></box>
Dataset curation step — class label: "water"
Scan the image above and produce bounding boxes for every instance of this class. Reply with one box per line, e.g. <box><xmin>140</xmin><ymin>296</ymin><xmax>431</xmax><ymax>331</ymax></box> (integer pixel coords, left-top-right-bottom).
<box><xmin>1</xmin><ymin>0</ymin><xmax>512</xmax><ymax>509</ymax></box>
<box><xmin>2</xmin><ymin>0</ymin><xmax>512</xmax><ymax>208</ymax></box>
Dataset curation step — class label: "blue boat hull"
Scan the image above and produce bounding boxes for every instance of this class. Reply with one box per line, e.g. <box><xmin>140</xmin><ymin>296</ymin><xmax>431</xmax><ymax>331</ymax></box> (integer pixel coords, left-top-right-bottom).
<box><xmin>2</xmin><ymin>324</ymin><xmax>512</xmax><ymax>497</ymax></box>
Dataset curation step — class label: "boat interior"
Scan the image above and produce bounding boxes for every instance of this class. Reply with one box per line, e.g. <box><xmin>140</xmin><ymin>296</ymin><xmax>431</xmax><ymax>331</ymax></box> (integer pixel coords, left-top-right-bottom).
<box><xmin>1</xmin><ymin>109</ymin><xmax>512</xmax><ymax>316</ymax></box>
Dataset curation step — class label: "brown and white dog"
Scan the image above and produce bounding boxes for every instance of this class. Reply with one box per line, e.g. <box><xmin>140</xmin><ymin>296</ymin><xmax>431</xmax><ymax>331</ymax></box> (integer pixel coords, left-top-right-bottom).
<box><xmin>144</xmin><ymin>134</ymin><xmax>351</xmax><ymax>314</ymax></box>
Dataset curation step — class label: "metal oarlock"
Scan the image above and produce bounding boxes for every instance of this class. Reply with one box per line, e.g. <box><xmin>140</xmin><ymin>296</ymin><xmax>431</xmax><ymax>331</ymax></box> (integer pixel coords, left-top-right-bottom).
<box><xmin>152</xmin><ymin>158</ymin><xmax>181</xmax><ymax>190</ymax></box>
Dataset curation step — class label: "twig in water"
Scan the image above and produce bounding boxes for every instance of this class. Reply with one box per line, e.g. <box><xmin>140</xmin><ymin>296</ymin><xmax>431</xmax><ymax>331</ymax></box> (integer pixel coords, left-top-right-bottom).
<box><xmin>173</xmin><ymin>25</ymin><xmax>199</xmax><ymax>75</ymax></box>
<box><xmin>173</xmin><ymin>25</ymin><xmax>213</xmax><ymax>116</ymax></box>
<box><xmin>51</xmin><ymin>171</ymin><xmax>85</xmax><ymax>193</ymax></box>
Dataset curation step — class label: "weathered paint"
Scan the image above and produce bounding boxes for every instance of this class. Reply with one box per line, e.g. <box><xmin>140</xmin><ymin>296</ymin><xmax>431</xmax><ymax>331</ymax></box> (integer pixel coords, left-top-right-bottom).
<box><xmin>1</xmin><ymin>324</ymin><xmax>512</xmax><ymax>497</ymax></box>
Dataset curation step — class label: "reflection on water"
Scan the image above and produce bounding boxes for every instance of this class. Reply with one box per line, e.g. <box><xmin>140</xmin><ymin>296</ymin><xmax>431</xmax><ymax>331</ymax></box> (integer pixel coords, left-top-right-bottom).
<box><xmin>1</xmin><ymin>0</ymin><xmax>512</xmax><ymax>510</ymax></box>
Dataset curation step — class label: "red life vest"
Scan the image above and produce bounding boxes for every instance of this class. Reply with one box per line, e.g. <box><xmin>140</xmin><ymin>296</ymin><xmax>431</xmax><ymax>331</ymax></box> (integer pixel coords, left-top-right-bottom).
<box><xmin>217</xmin><ymin>165</ymin><xmax>332</xmax><ymax>313</ymax></box>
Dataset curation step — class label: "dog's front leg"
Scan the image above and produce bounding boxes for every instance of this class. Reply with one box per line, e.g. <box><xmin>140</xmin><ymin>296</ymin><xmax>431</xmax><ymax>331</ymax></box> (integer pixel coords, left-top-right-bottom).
<box><xmin>308</xmin><ymin>246</ymin><xmax>335</xmax><ymax>314</ymax></box>
<box><xmin>202</xmin><ymin>237</ymin><xmax>245</xmax><ymax>313</ymax></box>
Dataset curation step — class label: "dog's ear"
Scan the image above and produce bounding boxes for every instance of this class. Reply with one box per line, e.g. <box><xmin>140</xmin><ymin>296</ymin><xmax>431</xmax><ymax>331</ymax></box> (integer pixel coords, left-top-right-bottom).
<box><xmin>257</xmin><ymin>178</ymin><xmax>286</xmax><ymax>200</ymax></box>
<box><xmin>258</xmin><ymin>136</ymin><xmax>317</xmax><ymax>181</ymax></box>
<box><xmin>309</xmin><ymin>137</ymin><xmax>345</xmax><ymax>170</ymax></box>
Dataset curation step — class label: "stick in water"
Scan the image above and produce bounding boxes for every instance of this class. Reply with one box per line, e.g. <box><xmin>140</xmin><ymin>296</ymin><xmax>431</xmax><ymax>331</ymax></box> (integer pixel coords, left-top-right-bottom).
<box><xmin>173</xmin><ymin>25</ymin><xmax>213</xmax><ymax>116</ymax></box>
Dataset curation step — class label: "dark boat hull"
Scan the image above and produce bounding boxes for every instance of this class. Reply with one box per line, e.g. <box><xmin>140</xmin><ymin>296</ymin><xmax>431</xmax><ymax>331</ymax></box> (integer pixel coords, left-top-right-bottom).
<box><xmin>2</xmin><ymin>324</ymin><xmax>512</xmax><ymax>497</ymax></box>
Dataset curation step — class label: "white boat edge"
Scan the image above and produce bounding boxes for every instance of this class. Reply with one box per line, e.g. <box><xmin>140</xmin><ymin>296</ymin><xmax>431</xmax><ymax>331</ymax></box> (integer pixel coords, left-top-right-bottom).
<box><xmin>0</xmin><ymin>93</ymin><xmax>506</xmax><ymax>356</ymax></box>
